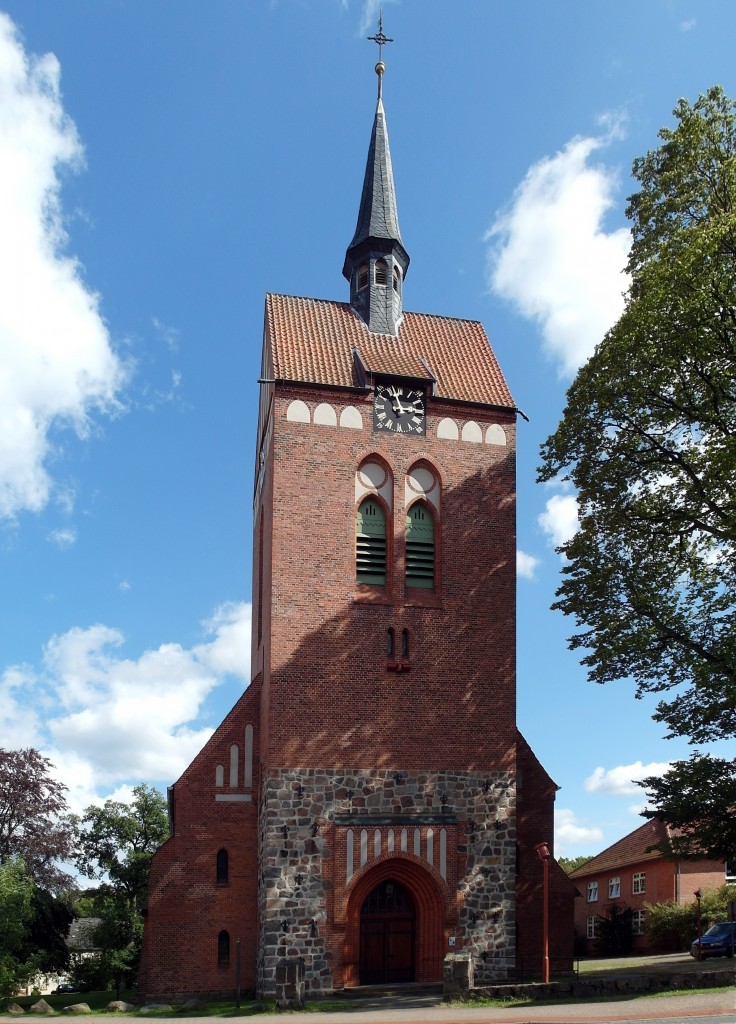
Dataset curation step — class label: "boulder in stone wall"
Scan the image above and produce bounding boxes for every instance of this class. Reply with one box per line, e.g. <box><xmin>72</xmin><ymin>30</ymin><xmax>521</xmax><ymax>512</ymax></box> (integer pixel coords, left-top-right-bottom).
<box><xmin>61</xmin><ymin>1003</ymin><xmax>91</xmax><ymax>1014</ymax></box>
<box><xmin>106</xmin><ymin>1002</ymin><xmax>136</xmax><ymax>1013</ymax></box>
<box><xmin>29</xmin><ymin>999</ymin><xmax>54</xmax><ymax>1015</ymax></box>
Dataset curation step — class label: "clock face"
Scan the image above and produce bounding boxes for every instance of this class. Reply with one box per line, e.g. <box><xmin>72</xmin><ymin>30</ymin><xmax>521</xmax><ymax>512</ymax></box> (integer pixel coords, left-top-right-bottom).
<box><xmin>373</xmin><ymin>383</ymin><xmax>426</xmax><ymax>435</ymax></box>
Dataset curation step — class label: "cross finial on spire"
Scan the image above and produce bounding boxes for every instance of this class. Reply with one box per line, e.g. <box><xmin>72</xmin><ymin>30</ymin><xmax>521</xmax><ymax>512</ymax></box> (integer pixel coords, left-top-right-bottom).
<box><xmin>367</xmin><ymin>12</ymin><xmax>393</xmax><ymax>98</ymax></box>
<box><xmin>368</xmin><ymin>11</ymin><xmax>393</xmax><ymax>61</ymax></box>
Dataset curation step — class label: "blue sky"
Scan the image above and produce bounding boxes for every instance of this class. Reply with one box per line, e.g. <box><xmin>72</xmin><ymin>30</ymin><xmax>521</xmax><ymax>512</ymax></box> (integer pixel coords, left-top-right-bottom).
<box><xmin>0</xmin><ymin>0</ymin><xmax>733</xmax><ymax>859</ymax></box>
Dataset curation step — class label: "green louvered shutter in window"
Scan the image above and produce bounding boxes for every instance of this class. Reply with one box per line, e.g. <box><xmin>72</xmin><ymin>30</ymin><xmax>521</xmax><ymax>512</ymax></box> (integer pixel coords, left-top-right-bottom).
<box><xmin>406</xmin><ymin>503</ymin><xmax>434</xmax><ymax>589</ymax></box>
<box><xmin>356</xmin><ymin>500</ymin><xmax>386</xmax><ymax>584</ymax></box>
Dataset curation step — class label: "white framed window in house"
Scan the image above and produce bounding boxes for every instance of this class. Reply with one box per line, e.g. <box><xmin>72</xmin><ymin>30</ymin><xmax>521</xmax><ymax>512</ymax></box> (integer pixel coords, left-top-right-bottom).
<box><xmin>632</xmin><ymin>871</ymin><xmax>646</xmax><ymax>894</ymax></box>
<box><xmin>609</xmin><ymin>876</ymin><xmax>621</xmax><ymax>898</ymax></box>
<box><xmin>726</xmin><ymin>858</ymin><xmax>736</xmax><ymax>881</ymax></box>
<box><xmin>632</xmin><ymin>909</ymin><xmax>646</xmax><ymax>935</ymax></box>
<box><xmin>586</xmin><ymin>916</ymin><xmax>598</xmax><ymax>939</ymax></box>
<box><xmin>587</xmin><ymin>881</ymin><xmax>598</xmax><ymax>902</ymax></box>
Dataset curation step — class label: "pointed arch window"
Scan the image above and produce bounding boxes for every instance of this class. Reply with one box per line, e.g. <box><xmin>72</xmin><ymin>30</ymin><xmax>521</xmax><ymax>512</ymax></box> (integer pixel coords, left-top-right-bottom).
<box><xmin>406</xmin><ymin>502</ymin><xmax>434</xmax><ymax>589</ymax></box>
<box><xmin>392</xmin><ymin>265</ymin><xmax>401</xmax><ymax>292</ymax></box>
<box><xmin>357</xmin><ymin>263</ymin><xmax>369</xmax><ymax>291</ymax></box>
<box><xmin>375</xmin><ymin>259</ymin><xmax>388</xmax><ymax>286</ymax></box>
<box><xmin>356</xmin><ymin>499</ymin><xmax>387</xmax><ymax>585</ymax></box>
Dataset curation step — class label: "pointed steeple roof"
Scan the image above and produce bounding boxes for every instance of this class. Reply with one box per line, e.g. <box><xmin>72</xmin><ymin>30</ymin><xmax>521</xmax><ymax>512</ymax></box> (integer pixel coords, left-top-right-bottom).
<box><xmin>343</xmin><ymin>92</ymin><xmax>408</xmax><ymax>264</ymax></box>
<box><xmin>343</xmin><ymin>41</ymin><xmax>409</xmax><ymax>337</ymax></box>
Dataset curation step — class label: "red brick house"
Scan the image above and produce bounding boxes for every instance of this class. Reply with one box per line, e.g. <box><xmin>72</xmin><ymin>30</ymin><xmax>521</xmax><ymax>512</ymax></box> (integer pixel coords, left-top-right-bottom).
<box><xmin>139</xmin><ymin>52</ymin><xmax>575</xmax><ymax>1000</ymax></box>
<box><xmin>570</xmin><ymin>819</ymin><xmax>734</xmax><ymax>954</ymax></box>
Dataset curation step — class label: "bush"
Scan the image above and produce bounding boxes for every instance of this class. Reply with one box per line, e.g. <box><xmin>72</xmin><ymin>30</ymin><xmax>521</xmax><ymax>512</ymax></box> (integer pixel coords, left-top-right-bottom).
<box><xmin>645</xmin><ymin>883</ymin><xmax>736</xmax><ymax>951</ymax></box>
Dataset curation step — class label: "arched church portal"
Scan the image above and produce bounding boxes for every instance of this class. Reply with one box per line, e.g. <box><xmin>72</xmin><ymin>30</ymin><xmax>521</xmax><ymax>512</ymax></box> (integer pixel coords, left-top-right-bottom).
<box><xmin>344</xmin><ymin>857</ymin><xmax>448</xmax><ymax>987</ymax></box>
<box><xmin>360</xmin><ymin>879</ymin><xmax>415</xmax><ymax>985</ymax></box>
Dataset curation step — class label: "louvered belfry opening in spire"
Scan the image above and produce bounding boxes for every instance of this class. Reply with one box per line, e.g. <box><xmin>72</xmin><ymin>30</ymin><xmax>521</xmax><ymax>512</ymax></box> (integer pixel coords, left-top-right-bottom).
<box><xmin>343</xmin><ymin>58</ymin><xmax>409</xmax><ymax>336</ymax></box>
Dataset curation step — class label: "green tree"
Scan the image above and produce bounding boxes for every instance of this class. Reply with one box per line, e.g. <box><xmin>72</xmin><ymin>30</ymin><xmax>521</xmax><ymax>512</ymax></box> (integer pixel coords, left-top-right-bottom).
<box><xmin>538</xmin><ymin>86</ymin><xmax>736</xmax><ymax>856</ymax></box>
<box><xmin>0</xmin><ymin>858</ymin><xmax>34</xmax><ymax>997</ymax></box>
<box><xmin>74</xmin><ymin>785</ymin><xmax>169</xmax><ymax>987</ymax></box>
<box><xmin>595</xmin><ymin>902</ymin><xmax>634</xmax><ymax>957</ymax></box>
<box><xmin>645</xmin><ymin>883</ymin><xmax>736</xmax><ymax>951</ymax></box>
<box><xmin>558</xmin><ymin>855</ymin><xmax>591</xmax><ymax>875</ymax></box>
<box><xmin>0</xmin><ymin>748</ymin><xmax>78</xmax><ymax>892</ymax></box>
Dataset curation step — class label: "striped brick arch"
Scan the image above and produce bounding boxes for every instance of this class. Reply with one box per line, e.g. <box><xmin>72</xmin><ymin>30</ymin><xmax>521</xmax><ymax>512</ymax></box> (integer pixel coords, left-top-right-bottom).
<box><xmin>340</xmin><ymin>854</ymin><xmax>454</xmax><ymax>987</ymax></box>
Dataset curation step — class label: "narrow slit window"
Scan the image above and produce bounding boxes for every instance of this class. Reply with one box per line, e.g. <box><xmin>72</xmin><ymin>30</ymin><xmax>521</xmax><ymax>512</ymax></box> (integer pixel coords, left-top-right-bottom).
<box><xmin>392</xmin><ymin>265</ymin><xmax>401</xmax><ymax>292</ymax></box>
<box><xmin>356</xmin><ymin>499</ymin><xmax>387</xmax><ymax>585</ymax></box>
<box><xmin>218</xmin><ymin>930</ymin><xmax>230</xmax><ymax>965</ymax></box>
<box><xmin>216</xmin><ymin>848</ymin><xmax>229</xmax><ymax>884</ymax></box>
<box><xmin>387</xmin><ymin>628</ymin><xmax>395</xmax><ymax>656</ymax></box>
<box><xmin>401</xmin><ymin>628</ymin><xmax>409</xmax><ymax>658</ymax></box>
<box><xmin>406</xmin><ymin>502</ymin><xmax>434</xmax><ymax>589</ymax></box>
<box><xmin>375</xmin><ymin>259</ymin><xmax>388</xmax><ymax>285</ymax></box>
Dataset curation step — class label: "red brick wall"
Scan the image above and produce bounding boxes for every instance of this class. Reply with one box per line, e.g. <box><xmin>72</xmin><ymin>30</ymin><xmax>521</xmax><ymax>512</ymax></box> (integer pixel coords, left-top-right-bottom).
<box><xmin>515</xmin><ymin>733</ymin><xmax>576</xmax><ymax>976</ymax></box>
<box><xmin>261</xmin><ymin>387</ymin><xmax>517</xmax><ymax>773</ymax></box>
<box><xmin>571</xmin><ymin>855</ymin><xmax>729</xmax><ymax>955</ymax></box>
<box><xmin>139</xmin><ymin>683</ymin><xmax>261</xmax><ymax>999</ymax></box>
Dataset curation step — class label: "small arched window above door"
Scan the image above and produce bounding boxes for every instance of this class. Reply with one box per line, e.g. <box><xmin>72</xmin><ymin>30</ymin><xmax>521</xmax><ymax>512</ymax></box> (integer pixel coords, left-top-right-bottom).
<box><xmin>356</xmin><ymin>499</ymin><xmax>387</xmax><ymax>585</ymax></box>
<box><xmin>406</xmin><ymin>502</ymin><xmax>434</xmax><ymax>589</ymax></box>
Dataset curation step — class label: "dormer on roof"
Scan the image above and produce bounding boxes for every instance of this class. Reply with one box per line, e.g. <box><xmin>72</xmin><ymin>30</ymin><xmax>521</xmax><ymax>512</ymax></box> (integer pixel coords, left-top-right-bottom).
<box><xmin>342</xmin><ymin>27</ymin><xmax>409</xmax><ymax>337</ymax></box>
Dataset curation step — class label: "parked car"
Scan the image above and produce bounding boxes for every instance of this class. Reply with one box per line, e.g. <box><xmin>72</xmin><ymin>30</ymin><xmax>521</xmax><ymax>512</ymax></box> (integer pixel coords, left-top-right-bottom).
<box><xmin>690</xmin><ymin>921</ymin><xmax>736</xmax><ymax>959</ymax></box>
<box><xmin>53</xmin><ymin>983</ymin><xmax>78</xmax><ymax>993</ymax></box>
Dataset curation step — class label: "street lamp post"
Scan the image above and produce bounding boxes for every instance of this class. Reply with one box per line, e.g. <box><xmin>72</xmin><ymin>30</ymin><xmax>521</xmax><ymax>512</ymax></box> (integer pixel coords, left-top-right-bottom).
<box><xmin>694</xmin><ymin>889</ymin><xmax>702</xmax><ymax>962</ymax></box>
<box><xmin>535</xmin><ymin>841</ymin><xmax>551</xmax><ymax>984</ymax></box>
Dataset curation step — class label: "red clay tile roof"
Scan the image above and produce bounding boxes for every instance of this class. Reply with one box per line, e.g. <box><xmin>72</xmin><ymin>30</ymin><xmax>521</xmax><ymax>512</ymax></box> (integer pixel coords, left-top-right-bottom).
<box><xmin>569</xmin><ymin>820</ymin><xmax>672</xmax><ymax>878</ymax></box>
<box><xmin>265</xmin><ymin>293</ymin><xmax>515</xmax><ymax>409</ymax></box>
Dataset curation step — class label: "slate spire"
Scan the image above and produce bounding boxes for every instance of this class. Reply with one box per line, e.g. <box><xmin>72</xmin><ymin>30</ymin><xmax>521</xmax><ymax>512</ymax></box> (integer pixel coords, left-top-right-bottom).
<box><xmin>343</xmin><ymin>30</ymin><xmax>409</xmax><ymax>336</ymax></box>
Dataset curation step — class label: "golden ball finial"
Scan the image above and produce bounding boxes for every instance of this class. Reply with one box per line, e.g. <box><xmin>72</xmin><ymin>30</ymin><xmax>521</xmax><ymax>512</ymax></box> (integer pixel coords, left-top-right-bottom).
<box><xmin>375</xmin><ymin>60</ymin><xmax>385</xmax><ymax>76</ymax></box>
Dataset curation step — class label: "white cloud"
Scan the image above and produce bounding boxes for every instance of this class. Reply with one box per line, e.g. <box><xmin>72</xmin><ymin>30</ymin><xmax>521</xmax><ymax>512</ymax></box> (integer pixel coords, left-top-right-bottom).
<box><xmin>680</xmin><ymin>19</ymin><xmax>696</xmax><ymax>32</ymax></box>
<box><xmin>346</xmin><ymin>0</ymin><xmax>399</xmax><ymax>37</ymax></box>
<box><xmin>2</xmin><ymin>602</ymin><xmax>252</xmax><ymax>803</ymax></box>
<box><xmin>0</xmin><ymin>13</ymin><xmax>126</xmax><ymax>520</ymax></box>
<box><xmin>585</xmin><ymin>760</ymin><xmax>672</xmax><ymax>797</ymax></box>
<box><xmin>538</xmin><ymin>493</ymin><xmax>579</xmax><ymax>548</ymax></box>
<box><xmin>48</xmin><ymin>527</ymin><xmax>77</xmax><ymax>549</ymax></box>
<box><xmin>0</xmin><ymin>664</ymin><xmax>43</xmax><ymax>747</ymax></box>
<box><xmin>517</xmin><ymin>549</ymin><xmax>541</xmax><ymax>580</ymax></box>
<box><xmin>487</xmin><ymin>126</ymin><xmax>630</xmax><ymax>377</ymax></box>
<box><xmin>554</xmin><ymin>808</ymin><xmax>604</xmax><ymax>856</ymax></box>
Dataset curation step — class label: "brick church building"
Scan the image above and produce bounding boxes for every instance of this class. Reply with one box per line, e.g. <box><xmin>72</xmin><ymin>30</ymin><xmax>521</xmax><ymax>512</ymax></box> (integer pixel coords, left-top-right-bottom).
<box><xmin>139</xmin><ymin>46</ymin><xmax>575</xmax><ymax>1000</ymax></box>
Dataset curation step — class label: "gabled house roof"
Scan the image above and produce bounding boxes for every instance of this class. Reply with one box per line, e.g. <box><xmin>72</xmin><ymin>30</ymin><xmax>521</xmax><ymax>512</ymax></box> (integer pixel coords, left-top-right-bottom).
<box><xmin>569</xmin><ymin>819</ymin><xmax>672</xmax><ymax>879</ymax></box>
<box><xmin>265</xmin><ymin>293</ymin><xmax>515</xmax><ymax>409</ymax></box>
<box><xmin>67</xmin><ymin>917</ymin><xmax>102</xmax><ymax>952</ymax></box>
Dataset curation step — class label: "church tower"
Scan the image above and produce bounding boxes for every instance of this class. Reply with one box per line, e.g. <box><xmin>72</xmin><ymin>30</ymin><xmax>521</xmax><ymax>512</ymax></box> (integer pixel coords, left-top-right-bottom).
<box><xmin>139</xmin><ymin>28</ymin><xmax>574</xmax><ymax>1001</ymax></box>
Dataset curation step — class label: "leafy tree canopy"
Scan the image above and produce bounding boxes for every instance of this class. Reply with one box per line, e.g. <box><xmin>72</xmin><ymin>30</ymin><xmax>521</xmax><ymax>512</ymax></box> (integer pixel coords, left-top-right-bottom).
<box><xmin>0</xmin><ymin>858</ymin><xmax>34</xmax><ymax>997</ymax></box>
<box><xmin>640</xmin><ymin>752</ymin><xmax>736</xmax><ymax>861</ymax></box>
<box><xmin>538</xmin><ymin>87</ymin><xmax>736</xmax><ymax>854</ymax></box>
<box><xmin>0</xmin><ymin>748</ymin><xmax>78</xmax><ymax>893</ymax></box>
<box><xmin>75</xmin><ymin>784</ymin><xmax>169</xmax><ymax>987</ymax></box>
<box><xmin>76</xmin><ymin>784</ymin><xmax>169</xmax><ymax>911</ymax></box>
<box><xmin>558</xmin><ymin>855</ymin><xmax>592</xmax><ymax>875</ymax></box>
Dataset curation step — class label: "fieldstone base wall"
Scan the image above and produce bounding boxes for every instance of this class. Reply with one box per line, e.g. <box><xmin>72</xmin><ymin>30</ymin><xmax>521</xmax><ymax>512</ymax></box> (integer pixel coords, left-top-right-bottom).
<box><xmin>450</xmin><ymin>966</ymin><xmax>735</xmax><ymax>1002</ymax></box>
<box><xmin>256</xmin><ymin>767</ymin><xmax>517</xmax><ymax>996</ymax></box>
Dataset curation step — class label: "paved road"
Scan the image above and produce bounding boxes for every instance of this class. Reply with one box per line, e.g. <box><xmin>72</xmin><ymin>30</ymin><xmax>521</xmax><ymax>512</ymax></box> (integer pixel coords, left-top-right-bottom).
<box><xmin>7</xmin><ymin>989</ymin><xmax>735</xmax><ymax>1024</ymax></box>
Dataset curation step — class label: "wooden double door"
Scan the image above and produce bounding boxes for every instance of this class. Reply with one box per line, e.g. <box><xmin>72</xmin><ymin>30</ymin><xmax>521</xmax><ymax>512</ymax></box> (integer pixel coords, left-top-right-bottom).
<box><xmin>359</xmin><ymin>879</ymin><xmax>416</xmax><ymax>985</ymax></box>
